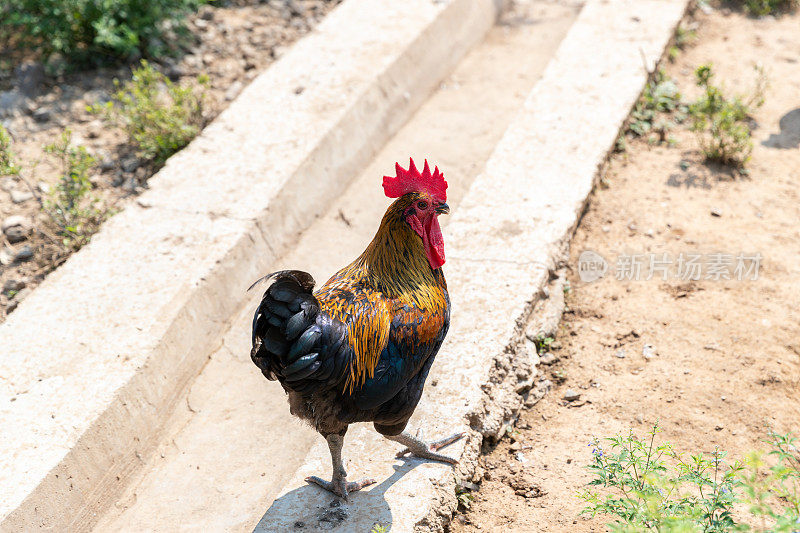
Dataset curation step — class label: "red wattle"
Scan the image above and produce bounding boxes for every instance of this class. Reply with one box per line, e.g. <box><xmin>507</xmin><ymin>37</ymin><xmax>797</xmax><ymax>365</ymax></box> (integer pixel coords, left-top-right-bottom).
<box><xmin>423</xmin><ymin>215</ymin><xmax>445</xmax><ymax>270</ymax></box>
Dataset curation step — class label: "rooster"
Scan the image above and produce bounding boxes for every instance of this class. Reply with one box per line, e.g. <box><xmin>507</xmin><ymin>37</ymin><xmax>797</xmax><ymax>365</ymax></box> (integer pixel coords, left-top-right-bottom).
<box><xmin>250</xmin><ymin>158</ymin><xmax>462</xmax><ymax>500</ymax></box>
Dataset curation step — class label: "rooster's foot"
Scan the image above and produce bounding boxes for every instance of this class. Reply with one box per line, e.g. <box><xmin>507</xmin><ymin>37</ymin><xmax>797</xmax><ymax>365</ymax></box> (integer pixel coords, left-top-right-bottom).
<box><xmin>305</xmin><ymin>475</ymin><xmax>376</xmax><ymax>501</ymax></box>
<box><xmin>389</xmin><ymin>429</ymin><xmax>465</xmax><ymax>464</ymax></box>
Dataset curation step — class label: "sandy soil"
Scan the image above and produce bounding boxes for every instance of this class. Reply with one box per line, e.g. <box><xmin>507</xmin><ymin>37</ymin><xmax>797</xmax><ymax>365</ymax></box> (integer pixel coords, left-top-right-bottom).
<box><xmin>0</xmin><ymin>0</ymin><xmax>341</xmax><ymax>320</ymax></box>
<box><xmin>452</xmin><ymin>5</ymin><xmax>800</xmax><ymax>532</ymax></box>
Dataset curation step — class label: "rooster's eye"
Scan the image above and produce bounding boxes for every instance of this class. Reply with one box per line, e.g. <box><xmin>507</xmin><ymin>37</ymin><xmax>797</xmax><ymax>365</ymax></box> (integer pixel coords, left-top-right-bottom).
<box><xmin>417</xmin><ymin>201</ymin><xmax>428</xmax><ymax>210</ymax></box>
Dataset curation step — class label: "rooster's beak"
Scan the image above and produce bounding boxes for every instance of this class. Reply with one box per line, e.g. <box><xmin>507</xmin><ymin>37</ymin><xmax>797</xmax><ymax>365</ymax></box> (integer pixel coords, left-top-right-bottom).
<box><xmin>435</xmin><ymin>202</ymin><xmax>450</xmax><ymax>215</ymax></box>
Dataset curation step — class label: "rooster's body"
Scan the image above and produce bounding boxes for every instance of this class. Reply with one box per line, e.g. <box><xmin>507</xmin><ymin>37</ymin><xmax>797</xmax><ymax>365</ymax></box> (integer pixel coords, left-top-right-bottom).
<box><xmin>250</xmin><ymin>160</ymin><xmax>461</xmax><ymax>499</ymax></box>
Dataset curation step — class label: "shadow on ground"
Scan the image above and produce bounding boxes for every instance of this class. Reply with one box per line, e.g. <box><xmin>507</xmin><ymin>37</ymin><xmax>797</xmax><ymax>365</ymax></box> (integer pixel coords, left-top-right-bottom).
<box><xmin>763</xmin><ymin>108</ymin><xmax>800</xmax><ymax>149</ymax></box>
<box><xmin>253</xmin><ymin>460</ymin><xmax>423</xmax><ymax>532</ymax></box>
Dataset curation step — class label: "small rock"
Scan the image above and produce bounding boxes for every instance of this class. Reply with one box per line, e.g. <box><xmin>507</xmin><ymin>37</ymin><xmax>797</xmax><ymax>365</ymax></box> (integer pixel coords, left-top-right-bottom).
<box><xmin>0</xmin><ymin>247</ymin><xmax>14</xmax><ymax>265</ymax></box>
<box><xmin>614</xmin><ymin>349</ymin><xmax>626</xmax><ymax>358</ymax></box>
<box><xmin>198</xmin><ymin>5</ymin><xmax>215</xmax><ymax>20</ymax></box>
<box><xmin>514</xmin><ymin>451</ymin><xmax>526</xmax><ymax>463</ymax></box>
<box><xmin>38</xmin><ymin>182</ymin><xmax>50</xmax><ymax>194</ymax></box>
<box><xmin>715</xmin><ymin>425</ymin><xmax>724</xmax><ymax>431</ymax></box>
<box><xmin>642</xmin><ymin>344</ymin><xmax>656</xmax><ymax>360</ymax></box>
<box><xmin>645</xmin><ymin>228</ymin><xmax>655</xmax><ymax>238</ymax></box>
<box><xmin>459</xmin><ymin>481</ymin><xmax>480</xmax><ymax>492</ymax></box>
<box><xmin>2</xmin><ymin>215</ymin><xmax>31</xmax><ymax>232</ymax></box>
<box><xmin>286</xmin><ymin>0</ymin><xmax>305</xmax><ymax>17</ymax></box>
<box><xmin>98</xmin><ymin>153</ymin><xmax>116</xmax><ymax>172</ymax></box>
<box><xmin>122</xmin><ymin>176</ymin><xmax>138</xmax><ymax>193</ymax></box>
<box><xmin>120</xmin><ymin>156</ymin><xmax>140</xmax><ymax>173</ymax></box>
<box><xmin>539</xmin><ymin>352</ymin><xmax>557</xmax><ymax>365</ymax></box>
<box><xmin>563</xmin><ymin>389</ymin><xmax>581</xmax><ymax>401</ymax></box>
<box><xmin>10</xmin><ymin>190</ymin><xmax>33</xmax><ymax>204</ymax></box>
<box><xmin>601</xmin><ymin>225</ymin><xmax>611</xmax><ymax>232</ymax></box>
<box><xmin>627</xmin><ymin>222</ymin><xmax>638</xmax><ymax>232</ymax></box>
<box><xmin>635</xmin><ymin>413</ymin><xmax>644</xmax><ymax>424</ymax></box>
<box><xmin>165</xmin><ymin>62</ymin><xmax>187</xmax><ymax>80</ymax></box>
<box><xmin>86</xmin><ymin>119</ymin><xmax>103</xmax><ymax>139</ymax></box>
<box><xmin>0</xmin><ymin>177</ymin><xmax>16</xmax><ymax>192</ymax></box>
<box><xmin>224</xmin><ymin>81</ymin><xmax>244</xmax><ymax>101</ymax></box>
<box><xmin>2</xmin><ymin>279</ymin><xmax>26</xmax><ymax>292</ymax></box>
<box><xmin>0</xmin><ymin>90</ymin><xmax>24</xmax><ymax>117</ymax></box>
<box><xmin>32</xmin><ymin>107</ymin><xmax>51</xmax><ymax>123</ymax></box>
<box><xmin>2</xmin><ymin>216</ymin><xmax>31</xmax><ymax>243</ymax></box>
<box><xmin>710</xmin><ymin>207</ymin><xmax>722</xmax><ymax>217</ymax></box>
<box><xmin>13</xmin><ymin>245</ymin><xmax>34</xmax><ymax>262</ymax></box>
<box><xmin>15</xmin><ymin>61</ymin><xmax>45</xmax><ymax>97</ymax></box>
<box><xmin>83</xmin><ymin>88</ymin><xmax>110</xmax><ymax>106</ymax></box>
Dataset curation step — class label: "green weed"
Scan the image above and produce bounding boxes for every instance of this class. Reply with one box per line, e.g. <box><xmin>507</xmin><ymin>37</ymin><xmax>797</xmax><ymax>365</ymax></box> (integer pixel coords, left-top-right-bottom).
<box><xmin>532</xmin><ymin>334</ymin><xmax>555</xmax><ymax>353</ymax></box>
<box><xmin>743</xmin><ymin>0</ymin><xmax>799</xmax><ymax>16</ymax></box>
<box><xmin>42</xmin><ymin>129</ymin><xmax>107</xmax><ymax>251</ymax></box>
<box><xmin>1</xmin><ymin>124</ymin><xmax>20</xmax><ymax>177</ymax></box>
<box><xmin>668</xmin><ymin>23</ymin><xmax>697</xmax><ymax>62</ymax></box>
<box><xmin>370</xmin><ymin>524</ymin><xmax>388</xmax><ymax>533</ymax></box>
<box><xmin>0</xmin><ymin>0</ymin><xmax>209</xmax><ymax>67</ymax></box>
<box><xmin>741</xmin><ymin>430</ymin><xmax>800</xmax><ymax>531</ymax></box>
<box><xmin>579</xmin><ymin>425</ymin><xmax>800</xmax><ymax>532</ymax></box>
<box><xmin>626</xmin><ymin>70</ymin><xmax>687</xmax><ymax>146</ymax></box>
<box><xmin>92</xmin><ymin>60</ymin><xmax>208</xmax><ymax>166</ymax></box>
<box><xmin>688</xmin><ymin>64</ymin><xmax>765</xmax><ymax>168</ymax></box>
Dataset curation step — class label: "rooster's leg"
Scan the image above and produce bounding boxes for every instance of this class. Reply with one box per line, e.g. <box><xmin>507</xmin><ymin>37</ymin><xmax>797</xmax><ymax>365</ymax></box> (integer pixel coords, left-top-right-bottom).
<box><xmin>386</xmin><ymin>429</ymin><xmax>465</xmax><ymax>464</ymax></box>
<box><xmin>305</xmin><ymin>433</ymin><xmax>376</xmax><ymax>501</ymax></box>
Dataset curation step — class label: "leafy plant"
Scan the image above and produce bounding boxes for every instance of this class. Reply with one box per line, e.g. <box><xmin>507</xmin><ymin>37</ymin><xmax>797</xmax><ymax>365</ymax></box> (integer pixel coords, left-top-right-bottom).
<box><xmin>742</xmin><ymin>0</ymin><xmax>799</xmax><ymax>16</ymax></box>
<box><xmin>42</xmin><ymin>129</ymin><xmax>107</xmax><ymax>251</ymax></box>
<box><xmin>668</xmin><ymin>23</ymin><xmax>697</xmax><ymax>62</ymax></box>
<box><xmin>370</xmin><ymin>524</ymin><xmax>388</xmax><ymax>533</ymax></box>
<box><xmin>740</xmin><ymin>430</ymin><xmax>800</xmax><ymax>531</ymax></box>
<box><xmin>627</xmin><ymin>70</ymin><xmax>687</xmax><ymax>146</ymax></box>
<box><xmin>456</xmin><ymin>484</ymin><xmax>476</xmax><ymax>510</ymax></box>
<box><xmin>0</xmin><ymin>124</ymin><xmax>20</xmax><ymax>177</ymax></box>
<box><xmin>688</xmin><ymin>64</ymin><xmax>765</xmax><ymax>168</ymax></box>
<box><xmin>92</xmin><ymin>60</ymin><xmax>208</xmax><ymax>166</ymax></box>
<box><xmin>580</xmin><ymin>425</ymin><xmax>800</xmax><ymax>532</ymax></box>
<box><xmin>0</xmin><ymin>0</ymin><xmax>209</xmax><ymax>67</ymax></box>
<box><xmin>532</xmin><ymin>334</ymin><xmax>555</xmax><ymax>353</ymax></box>
<box><xmin>579</xmin><ymin>424</ymin><xmax>743</xmax><ymax>532</ymax></box>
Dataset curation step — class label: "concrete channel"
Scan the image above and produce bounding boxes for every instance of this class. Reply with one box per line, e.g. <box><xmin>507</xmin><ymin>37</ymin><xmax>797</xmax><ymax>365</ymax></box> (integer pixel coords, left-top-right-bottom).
<box><xmin>91</xmin><ymin>2</ymin><xmax>582</xmax><ymax>531</ymax></box>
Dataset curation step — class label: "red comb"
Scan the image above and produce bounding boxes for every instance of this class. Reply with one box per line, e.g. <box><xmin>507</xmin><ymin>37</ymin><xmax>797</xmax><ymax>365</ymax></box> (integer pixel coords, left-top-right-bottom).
<box><xmin>382</xmin><ymin>158</ymin><xmax>447</xmax><ymax>203</ymax></box>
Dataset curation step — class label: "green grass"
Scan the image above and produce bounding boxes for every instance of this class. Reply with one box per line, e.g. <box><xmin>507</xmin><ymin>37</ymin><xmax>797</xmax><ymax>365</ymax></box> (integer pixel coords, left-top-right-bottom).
<box><xmin>42</xmin><ymin>129</ymin><xmax>108</xmax><ymax>251</ymax></box>
<box><xmin>1</xmin><ymin>124</ymin><xmax>20</xmax><ymax>177</ymax></box>
<box><xmin>91</xmin><ymin>60</ymin><xmax>208</xmax><ymax>166</ymax></box>
<box><xmin>688</xmin><ymin>64</ymin><xmax>765</xmax><ymax>169</ymax></box>
<box><xmin>624</xmin><ymin>70</ymin><xmax>688</xmax><ymax>148</ymax></box>
<box><xmin>668</xmin><ymin>23</ymin><xmax>697</xmax><ymax>62</ymax></box>
<box><xmin>579</xmin><ymin>425</ymin><xmax>800</xmax><ymax>532</ymax></box>
<box><xmin>742</xmin><ymin>0</ymin><xmax>799</xmax><ymax>16</ymax></box>
<box><xmin>0</xmin><ymin>0</ymin><xmax>209</xmax><ymax>68</ymax></box>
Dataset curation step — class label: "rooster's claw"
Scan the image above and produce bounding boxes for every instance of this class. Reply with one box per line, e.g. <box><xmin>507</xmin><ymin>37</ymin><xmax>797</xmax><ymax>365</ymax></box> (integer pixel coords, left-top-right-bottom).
<box><xmin>391</xmin><ymin>430</ymin><xmax>465</xmax><ymax>464</ymax></box>
<box><xmin>305</xmin><ymin>475</ymin><xmax>376</xmax><ymax>501</ymax></box>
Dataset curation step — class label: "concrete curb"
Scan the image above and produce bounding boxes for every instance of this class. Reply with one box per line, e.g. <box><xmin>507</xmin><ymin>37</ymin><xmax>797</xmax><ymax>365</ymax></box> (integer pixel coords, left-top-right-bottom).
<box><xmin>0</xmin><ymin>0</ymin><xmax>498</xmax><ymax>529</ymax></box>
<box><xmin>254</xmin><ymin>0</ymin><xmax>690</xmax><ymax>531</ymax></box>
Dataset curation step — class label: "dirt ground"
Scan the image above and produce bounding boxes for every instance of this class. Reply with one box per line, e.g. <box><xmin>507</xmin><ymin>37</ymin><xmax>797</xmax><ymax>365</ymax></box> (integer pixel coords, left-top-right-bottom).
<box><xmin>452</xmin><ymin>5</ymin><xmax>800</xmax><ymax>532</ymax></box>
<box><xmin>0</xmin><ymin>0</ymin><xmax>340</xmax><ymax>320</ymax></box>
